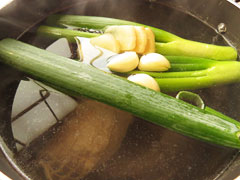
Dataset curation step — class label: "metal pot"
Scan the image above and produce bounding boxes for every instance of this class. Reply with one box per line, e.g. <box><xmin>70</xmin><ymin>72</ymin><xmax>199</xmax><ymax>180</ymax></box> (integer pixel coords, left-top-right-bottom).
<box><xmin>0</xmin><ymin>0</ymin><xmax>240</xmax><ymax>179</ymax></box>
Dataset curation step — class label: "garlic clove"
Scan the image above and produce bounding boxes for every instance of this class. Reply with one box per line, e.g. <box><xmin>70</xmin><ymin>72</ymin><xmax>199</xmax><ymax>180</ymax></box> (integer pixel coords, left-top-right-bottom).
<box><xmin>105</xmin><ymin>25</ymin><xmax>136</xmax><ymax>51</ymax></box>
<box><xmin>90</xmin><ymin>33</ymin><xmax>120</xmax><ymax>53</ymax></box>
<box><xmin>127</xmin><ymin>74</ymin><xmax>160</xmax><ymax>92</ymax></box>
<box><xmin>143</xmin><ymin>28</ymin><xmax>155</xmax><ymax>54</ymax></box>
<box><xmin>107</xmin><ymin>51</ymin><xmax>139</xmax><ymax>72</ymax></box>
<box><xmin>133</xmin><ymin>26</ymin><xmax>147</xmax><ymax>54</ymax></box>
<box><xmin>138</xmin><ymin>53</ymin><xmax>170</xmax><ymax>71</ymax></box>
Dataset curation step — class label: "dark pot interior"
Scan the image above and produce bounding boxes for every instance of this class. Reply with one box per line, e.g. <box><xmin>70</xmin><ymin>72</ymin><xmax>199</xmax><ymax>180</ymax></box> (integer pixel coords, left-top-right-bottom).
<box><xmin>0</xmin><ymin>0</ymin><xmax>240</xmax><ymax>179</ymax></box>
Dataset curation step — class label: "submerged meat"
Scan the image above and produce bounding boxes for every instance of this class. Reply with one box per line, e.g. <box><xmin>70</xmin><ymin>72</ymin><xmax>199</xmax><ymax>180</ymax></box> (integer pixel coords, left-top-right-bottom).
<box><xmin>36</xmin><ymin>99</ymin><xmax>133</xmax><ymax>180</ymax></box>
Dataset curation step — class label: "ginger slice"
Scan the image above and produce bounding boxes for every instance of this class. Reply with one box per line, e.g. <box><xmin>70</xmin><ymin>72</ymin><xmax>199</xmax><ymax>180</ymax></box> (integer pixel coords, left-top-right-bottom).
<box><xmin>143</xmin><ymin>28</ymin><xmax>155</xmax><ymax>54</ymax></box>
<box><xmin>90</xmin><ymin>33</ymin><xmax>120</xmax><ymax>53</ymax></box>
<box><xmin>133</xmin><ymin>26</ymin><xmax>147</xmax><ymax>54</ymax></box>
<box><xmin>105</xmin><ymin>25</ymin><xmax>136</xmax><ymax>51</ymax></box>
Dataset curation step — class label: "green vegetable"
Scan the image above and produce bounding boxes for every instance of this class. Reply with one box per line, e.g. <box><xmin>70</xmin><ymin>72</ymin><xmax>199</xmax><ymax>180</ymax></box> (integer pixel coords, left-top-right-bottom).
<box><xmin>176</xmin><ymin>91</ymin><xmax>236</xmax><ymax>123</ymax></box>
<box><xmin>45</xmin><ymin>15</ymin><xmax>238</xmax><ymax>61</ymax></box>
<box><xmin>128</xmin><ymin>56</ymin><xmax>240</xmax><ymax>92</ymax></box>
<box><xmin>37</xmin><ymin>27</ymin><xmax>240</xmax><ymax>92</ymax></box>
<box><xmin>37</xmin><ymin>25</ymin><xmax>99</xmax><ymax>42</ymax></box>
<box><xmin>1</xmin><ymin>38</ymin><xmax>240</xmax><ymax>149</ymax></box>
<box><xmin>46</xmin><ymin>15</ymin><xmax>180</xmax><ymax>43</ymax></box>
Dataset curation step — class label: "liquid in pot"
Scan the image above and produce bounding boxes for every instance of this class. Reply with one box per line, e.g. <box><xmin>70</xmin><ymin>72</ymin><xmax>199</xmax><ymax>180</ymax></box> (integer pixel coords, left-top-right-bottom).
<box><xmin>5</xmin><ymin>0</ymin><xmax>240</xmax><ymax>180</ymax></box>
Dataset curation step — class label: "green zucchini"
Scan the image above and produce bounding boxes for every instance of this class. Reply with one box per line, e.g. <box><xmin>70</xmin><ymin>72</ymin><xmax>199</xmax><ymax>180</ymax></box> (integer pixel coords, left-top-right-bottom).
<box><xmin>0</xmin><ymin>38</ymin><xmax>240</xmax><ymax>149</ymax></box>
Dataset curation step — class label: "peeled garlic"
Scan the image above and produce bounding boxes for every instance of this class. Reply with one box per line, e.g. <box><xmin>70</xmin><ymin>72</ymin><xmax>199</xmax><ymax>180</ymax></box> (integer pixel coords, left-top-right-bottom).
<box><xmin>138</xmin><ymin>53</ymin><xmax>170</xmax><ymax>71</ymax></box>
<box><xmin>127</xmin><ymin>74</ymin><xmax>160</xmax><ymax>92</ymax></box>
<box><xmin>107</xmin><ymin>52</ymin><xmax>139</xmax><ymax>73</ymax></box>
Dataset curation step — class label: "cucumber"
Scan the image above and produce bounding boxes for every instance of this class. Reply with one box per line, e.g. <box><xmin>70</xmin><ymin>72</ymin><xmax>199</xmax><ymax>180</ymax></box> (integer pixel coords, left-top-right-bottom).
<box><xmin>0</xmin><ymin>38</ymin><xmax>240</xmax><ymax>149</ymax></box>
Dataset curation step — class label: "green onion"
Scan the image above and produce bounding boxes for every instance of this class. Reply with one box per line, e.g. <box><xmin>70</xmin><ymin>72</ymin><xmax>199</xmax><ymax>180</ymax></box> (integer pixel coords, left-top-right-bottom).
<box><xmin>45</xmin><ymin>15</ymin><xmax>238</xmax><ymax>61</ymax></box>
<box><xmin>37</xmin><ymin>26</ymin><xmax>240</xmax><ymax>92</ymax></box>
<box><xmin>1</xmin><ymin>38</ymin><xmax>240</xmax><ymax>149</ymax></box>
<box><xmin>129</xmin><ymin>56</ymin><xmax>240</xmax><ymax>92</ymax></box>
<box><xmin>176</xmin><ymin>91</ymin><xmax>238</xmax><ymax>123</ymax></box>
<box><xmin>37</xmin><ymin>25</ymin><xmax>99</xmax><ymax>42</ymax></box>
<box><xmin>46</xmin><ymin>15</ymin><xmax>180</xmax><ymax>43</ymax></box>
<box><xmin>165</xmin><ymin>56</ymin><xmax>215</xmax><ymax>72</ymax></box>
